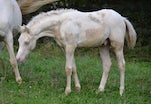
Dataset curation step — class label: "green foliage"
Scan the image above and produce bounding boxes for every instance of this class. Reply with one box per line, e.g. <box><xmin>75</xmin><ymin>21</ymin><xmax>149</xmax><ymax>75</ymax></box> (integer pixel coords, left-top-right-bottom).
<box><xmin>0</xmin><ymin>46</ymin><xmax>151</xmax><ymax>104</ymax></box>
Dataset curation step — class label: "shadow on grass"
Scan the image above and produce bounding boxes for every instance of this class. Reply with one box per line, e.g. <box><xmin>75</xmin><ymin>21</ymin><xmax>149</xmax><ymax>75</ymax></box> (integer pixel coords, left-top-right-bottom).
<box><xmin>0</xmin><ymin>58</ymin><xmax>6</xmax><ymax>81</ymax></box>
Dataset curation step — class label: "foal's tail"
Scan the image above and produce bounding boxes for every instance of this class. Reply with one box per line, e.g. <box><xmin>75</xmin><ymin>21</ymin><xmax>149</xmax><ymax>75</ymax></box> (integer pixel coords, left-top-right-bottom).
<box><xmin>124</xmin><ymin>18</ymin><xmax>137</xmax><ymax>49</ymax></box>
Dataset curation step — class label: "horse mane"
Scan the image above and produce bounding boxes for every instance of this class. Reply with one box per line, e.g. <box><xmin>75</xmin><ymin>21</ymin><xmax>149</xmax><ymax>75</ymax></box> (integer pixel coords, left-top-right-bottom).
<box><xmin>28</xmin><ymin>9</ymin><xmax>77</xmax><ymax>27</ymax></box>
<box><xmin>17</xmin><ymin>0</ymin><xmax>58</xmax><ymax>15</ymax></box>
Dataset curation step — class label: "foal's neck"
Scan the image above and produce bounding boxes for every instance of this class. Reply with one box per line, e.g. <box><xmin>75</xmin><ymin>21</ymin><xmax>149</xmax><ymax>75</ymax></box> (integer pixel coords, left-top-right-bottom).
<box><xmin>28</xmin><ymin>17</ymin><xmax>59</xmax><ymax>39</ymax></box>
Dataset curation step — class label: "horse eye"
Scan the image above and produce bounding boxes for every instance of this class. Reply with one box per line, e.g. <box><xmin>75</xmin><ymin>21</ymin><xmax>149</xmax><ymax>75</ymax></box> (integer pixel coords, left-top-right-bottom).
<box><xmin>24</xmin><ymin>41</ymin><xmax>29</xmax><ymax>45</ymax></box>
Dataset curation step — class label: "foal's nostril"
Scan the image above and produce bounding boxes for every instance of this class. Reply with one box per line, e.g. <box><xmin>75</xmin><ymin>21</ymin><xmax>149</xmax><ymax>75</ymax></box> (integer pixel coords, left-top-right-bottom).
<box><xmin>16</xmin><ymin>57</ymin><xmax>20</xmax><ymax>62</ymax></box>
<box><xmin>16</xmin><ymin>56</ymin><xmax>25</xmax><ymax>63</ymax></box>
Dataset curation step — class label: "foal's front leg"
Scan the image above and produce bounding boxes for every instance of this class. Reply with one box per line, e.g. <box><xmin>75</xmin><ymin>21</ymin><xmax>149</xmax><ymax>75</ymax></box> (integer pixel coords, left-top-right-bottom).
<box><xmin>5</xmin><ymin>32</ymin><xmax>22</xmax><ymax>84</ymax></box>
<box><xmin>64</xmin><ymin>45</ymin><xmax>77</xmax><ymax>95</ymax></box>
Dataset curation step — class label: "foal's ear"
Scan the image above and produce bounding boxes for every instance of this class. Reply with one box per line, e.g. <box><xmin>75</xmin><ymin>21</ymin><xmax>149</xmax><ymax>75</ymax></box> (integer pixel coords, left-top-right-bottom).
<box><xmin>19</xmin><ymin>25</ymin><xmax>30</xmax><ymax>33</ymax></box>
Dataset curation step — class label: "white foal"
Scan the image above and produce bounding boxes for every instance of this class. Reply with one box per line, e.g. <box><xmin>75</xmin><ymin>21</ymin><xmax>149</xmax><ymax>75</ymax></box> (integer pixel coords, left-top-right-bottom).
<box><xmin>16</xmin><ymin>9</ymin><xmax>137</xmax><ymax>95</ymax></box>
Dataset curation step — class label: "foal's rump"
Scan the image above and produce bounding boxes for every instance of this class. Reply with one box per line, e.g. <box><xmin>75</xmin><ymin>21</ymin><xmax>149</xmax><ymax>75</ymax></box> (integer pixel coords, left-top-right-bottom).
<box><xmin>95</xmin><ymin>9</ymin><xmax>136</xmax><ymax>49</ymax></box>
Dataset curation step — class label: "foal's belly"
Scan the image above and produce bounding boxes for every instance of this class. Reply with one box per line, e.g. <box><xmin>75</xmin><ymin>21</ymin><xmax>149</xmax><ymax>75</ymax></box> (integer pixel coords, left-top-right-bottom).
<box><xmin>77</xmin><ymin>38</ymin><xmax>104</xmax><ymax>47</ymax></box>
<box><xmin>77</xmin><ymin>28</ymin><xmax>108</xmax><ymax>47</ymax></box>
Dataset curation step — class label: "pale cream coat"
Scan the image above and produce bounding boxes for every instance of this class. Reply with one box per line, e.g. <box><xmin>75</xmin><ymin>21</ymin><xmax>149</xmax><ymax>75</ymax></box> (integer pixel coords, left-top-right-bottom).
<box><xmin>16</xmin><ymin>9</ymin><xmax>137</xmax><ymax>95</ymax></box>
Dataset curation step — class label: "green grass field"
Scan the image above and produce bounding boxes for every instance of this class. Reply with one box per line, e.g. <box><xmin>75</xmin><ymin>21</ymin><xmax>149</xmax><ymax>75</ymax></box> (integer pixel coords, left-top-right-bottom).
<box><xmin>0</xmin><ymin>44</ymin><xmax>151</xmax><ymax>104</ymax></box>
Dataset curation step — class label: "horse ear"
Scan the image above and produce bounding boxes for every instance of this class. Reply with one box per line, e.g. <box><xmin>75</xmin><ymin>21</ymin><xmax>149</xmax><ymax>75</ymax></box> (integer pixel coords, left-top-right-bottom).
<box><xmin>18</xmin><ymin>25</ymin><xmax>31</xmax><ymax>39</ymax></box>
<box><xmin>18</xmin><ymin>25</ymin><xmax>30</xmax><ymax>33</ymax></box>
<box><xmin>19</xmin><ymin>25</ymin><xmax>25</xmax><ymax>32</ymax></box>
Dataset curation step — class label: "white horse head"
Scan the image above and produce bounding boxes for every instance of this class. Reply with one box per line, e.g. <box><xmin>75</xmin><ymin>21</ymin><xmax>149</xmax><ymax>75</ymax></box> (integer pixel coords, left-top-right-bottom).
<box><xmin>16</xmin><ymin>25</ymin><xmax>36</xmax><ymax>62</ymax></box>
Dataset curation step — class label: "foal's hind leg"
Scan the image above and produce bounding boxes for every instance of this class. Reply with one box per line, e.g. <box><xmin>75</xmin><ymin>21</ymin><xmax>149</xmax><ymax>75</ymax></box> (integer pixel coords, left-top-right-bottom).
<box><xmin>99</xmin><ymin>44</ymin><xmax>112</xmax><ymax>92</ymax></box>
<box><xmin>111</xmin><ymin>41</ymin><xmax>125</xmax><ymax>96</ymax></box>
<box><xmin>5</xmin><ymin>32</ymin><xmax>22</xmax><ymax>84</ymax></box>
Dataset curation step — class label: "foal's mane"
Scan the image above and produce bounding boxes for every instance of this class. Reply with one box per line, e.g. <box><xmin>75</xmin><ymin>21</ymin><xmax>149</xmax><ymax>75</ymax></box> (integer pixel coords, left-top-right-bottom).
<box><xmin>28</xmin><ymin>9</ymin><xmax>77</xmax><ymax>27</ymax></box>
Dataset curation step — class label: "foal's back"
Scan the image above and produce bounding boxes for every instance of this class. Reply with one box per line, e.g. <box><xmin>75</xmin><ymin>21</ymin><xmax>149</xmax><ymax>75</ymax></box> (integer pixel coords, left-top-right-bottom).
<box><xmin>57</xmin><ymin>9</ymin><xmax>124</xmax><ymax>47</ymax></box>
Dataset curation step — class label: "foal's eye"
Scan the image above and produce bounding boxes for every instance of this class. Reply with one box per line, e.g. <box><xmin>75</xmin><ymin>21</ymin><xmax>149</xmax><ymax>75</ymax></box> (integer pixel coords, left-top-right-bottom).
<box><xmin>24</xmin><ymin>41</ymin><xmax>29</xmax><ymax>45</ymax></box>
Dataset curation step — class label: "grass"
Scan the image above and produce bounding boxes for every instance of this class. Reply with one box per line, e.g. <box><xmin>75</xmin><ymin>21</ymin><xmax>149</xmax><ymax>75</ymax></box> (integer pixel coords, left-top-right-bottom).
<box><xmin>0</xmin><ymin>44</ymin><xmax>151</xmax><ymax>104</ymax></box>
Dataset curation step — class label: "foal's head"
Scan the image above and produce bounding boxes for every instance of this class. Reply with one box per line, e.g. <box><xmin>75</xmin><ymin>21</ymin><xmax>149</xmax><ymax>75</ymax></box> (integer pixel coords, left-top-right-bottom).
<box><xmin>16</xmin><ymin>25</ymin><xmax>36</xmax><ymax>62</ymax></box>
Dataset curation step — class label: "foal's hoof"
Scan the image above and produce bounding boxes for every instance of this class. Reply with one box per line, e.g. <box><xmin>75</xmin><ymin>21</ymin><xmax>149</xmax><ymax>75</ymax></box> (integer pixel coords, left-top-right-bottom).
<box><xmin>75</xmin><ymin>85</ymin><xmax>81</xmax><ymax>91</ymax></box>
<box><xmin>120</xmin><ymin>89</ymin><xmax>124</xmax><ymax>96</ymax></box>
<box><xmin>16</xmin><ymin>77</ymin><xmax>22</xmax><ymax>84</ymax></box>
<box><xmin>65</xmin><ymin>87</ymin><xmax>71</xmax><ymax>95</ymax></box>
<box><xmin>95</xmin><ymin>87</ymin><xmax>105</xmax><ymax>94</ymax></box>
<box><xmin>98</xmin><ymin>87</ymin><xmax>105</xmax><ymax>92</ymax></box>
<box><xmin>96</xmin><ymin>88</ymin><xmax>104</xmax><ymax>94</ymax></box>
